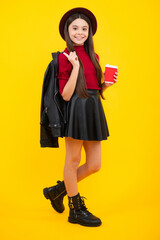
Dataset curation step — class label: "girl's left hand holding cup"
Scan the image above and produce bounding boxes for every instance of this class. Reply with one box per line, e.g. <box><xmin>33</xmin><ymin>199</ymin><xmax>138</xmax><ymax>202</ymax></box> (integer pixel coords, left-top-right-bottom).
<box><xmin>103</xmin><ymin>70</ymin><xmax>118</xmax><ymax>88</ymax></box>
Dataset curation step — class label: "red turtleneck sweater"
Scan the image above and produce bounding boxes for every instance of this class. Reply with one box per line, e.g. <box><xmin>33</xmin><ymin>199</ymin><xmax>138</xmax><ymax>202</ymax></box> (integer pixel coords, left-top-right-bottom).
<box><xmin>57</xmin><ymin>45</ymin><xmax>101</xmax><ymax>95</ymax></box>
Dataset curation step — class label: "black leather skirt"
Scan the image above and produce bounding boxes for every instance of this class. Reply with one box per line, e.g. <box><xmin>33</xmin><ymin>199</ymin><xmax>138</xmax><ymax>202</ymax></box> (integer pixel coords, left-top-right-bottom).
<box><xmin>64</xmin><ymin>89</ymin><xmax>110</xmax><ymax>141</ymax></box>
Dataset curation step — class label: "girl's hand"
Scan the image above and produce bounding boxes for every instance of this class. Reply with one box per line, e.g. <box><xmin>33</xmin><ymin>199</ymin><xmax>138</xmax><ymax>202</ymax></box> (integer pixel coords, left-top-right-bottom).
<box><xmin>63</xmin><ymin>51</ymin><xmax>80</xmax><ymax>68</ymax></box>
<box><xmin>102</xmin><ymin>70</ymin><xmax>118</xmax><ymax>88</ymax></box>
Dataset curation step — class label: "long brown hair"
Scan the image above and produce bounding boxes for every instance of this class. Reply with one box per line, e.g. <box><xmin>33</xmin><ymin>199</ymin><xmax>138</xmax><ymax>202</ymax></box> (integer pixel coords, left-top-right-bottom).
<box><xmin>64</xmin><ymin>13</ymin><xmax>105</xmax><ymax>99</ymax></box>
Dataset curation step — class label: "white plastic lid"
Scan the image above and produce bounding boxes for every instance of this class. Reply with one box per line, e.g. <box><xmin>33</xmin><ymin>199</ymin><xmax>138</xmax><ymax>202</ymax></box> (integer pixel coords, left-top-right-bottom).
<box><xmin>105</xmin><ymin>64</ymin><xmax>118</xmax><ymax>68</ymax></box>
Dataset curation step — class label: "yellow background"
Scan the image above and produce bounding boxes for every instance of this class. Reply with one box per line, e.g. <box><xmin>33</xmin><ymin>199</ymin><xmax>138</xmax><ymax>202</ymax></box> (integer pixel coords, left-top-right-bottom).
<box><xmin>0</xmin><ymin>0</ymin><xmax>160</xmax><ymax>239</ymax></box>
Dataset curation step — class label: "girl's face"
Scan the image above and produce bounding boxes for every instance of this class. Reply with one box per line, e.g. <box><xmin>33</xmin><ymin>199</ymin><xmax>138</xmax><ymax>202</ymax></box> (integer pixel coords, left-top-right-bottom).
<box><xmin>68</xmin><ymin>18</ymin><xmax>89</xmax><ymax>46</ymax></box>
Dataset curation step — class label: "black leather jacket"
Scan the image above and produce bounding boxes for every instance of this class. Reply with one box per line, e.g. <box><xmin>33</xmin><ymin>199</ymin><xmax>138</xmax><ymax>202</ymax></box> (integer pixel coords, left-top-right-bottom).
<box><xmin>40</xmin><ymin>52</ymin><xmax>66</xmax><ymax>148</ymax></box>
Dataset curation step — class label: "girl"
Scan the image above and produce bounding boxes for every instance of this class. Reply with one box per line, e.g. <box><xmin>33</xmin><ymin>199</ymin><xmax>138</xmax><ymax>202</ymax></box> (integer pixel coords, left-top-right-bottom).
<box><xmin>43</xmin><ymin>7</ymin><xmax>118</xmax><ymax>227</ymax></box>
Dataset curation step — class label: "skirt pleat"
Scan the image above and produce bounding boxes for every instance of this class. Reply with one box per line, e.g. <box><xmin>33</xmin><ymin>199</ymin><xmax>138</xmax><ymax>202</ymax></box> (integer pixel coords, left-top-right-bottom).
<box><xmin>64</xmin><ymin>89</ymin><xmax>110</xmax><ymax>141</ymax></box>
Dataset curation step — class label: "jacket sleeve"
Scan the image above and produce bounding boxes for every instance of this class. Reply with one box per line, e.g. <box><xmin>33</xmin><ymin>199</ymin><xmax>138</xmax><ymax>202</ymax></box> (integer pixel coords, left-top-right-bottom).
<box><xmin>40</xmin><ymin>61</ymin><xmax>59</xmax><ymax>148</ymax></box>
<box><xmin>40</xmin><ymin>61</ymin><xmax>52</xmax><ymax>123</ymax></box>
<box><xmin>57</xmin><ymin>53</ymin><xmax>72</xmax><ymax>95</ymax></box>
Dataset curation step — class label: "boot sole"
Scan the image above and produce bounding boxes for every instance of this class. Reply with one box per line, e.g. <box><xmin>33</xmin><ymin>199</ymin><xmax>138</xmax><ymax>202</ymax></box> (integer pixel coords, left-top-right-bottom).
<box><xmin>43</xmin><ymin>188</ymin><xmax>64</xmax><ymax>213</ymax></box>
<box><xmin>68</xmin><ymin>217</ymin><xmax>102</xmax><ymax>227</ymax></box>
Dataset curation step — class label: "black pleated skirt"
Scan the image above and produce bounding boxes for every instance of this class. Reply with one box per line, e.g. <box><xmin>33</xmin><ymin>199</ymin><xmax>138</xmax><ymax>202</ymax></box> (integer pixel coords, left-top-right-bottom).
<box><xmin>64</xmin><ymin>89</ymin><xmax>110</xmax><ymax>141</ymax></box>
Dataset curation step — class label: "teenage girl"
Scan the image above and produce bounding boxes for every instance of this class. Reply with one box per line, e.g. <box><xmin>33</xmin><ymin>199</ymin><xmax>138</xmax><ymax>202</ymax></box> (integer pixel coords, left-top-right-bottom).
<box><xmin>43</xmin><ymin>7</ymin><xmax>118</xmax><ymax>227</ymax></box>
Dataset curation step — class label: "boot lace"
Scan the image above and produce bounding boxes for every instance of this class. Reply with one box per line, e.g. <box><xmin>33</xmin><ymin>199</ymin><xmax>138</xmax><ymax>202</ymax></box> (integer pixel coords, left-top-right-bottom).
<box><xmin>79</xmin><ymin>196</ymin><xmax>91</xmax><ymax>215</ymax></box>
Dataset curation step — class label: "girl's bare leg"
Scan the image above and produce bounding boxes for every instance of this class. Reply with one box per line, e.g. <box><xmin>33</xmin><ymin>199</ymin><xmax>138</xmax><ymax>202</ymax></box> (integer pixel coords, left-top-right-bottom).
<box><xmin>63</xmin><ymin>137</ymin><xmax>83</xmax><ymax>197</ymax></box>
<box><xmin>77</xmin><ymin>140</ymin><xmax>101</xmax><ymax>182</ymax></box>
<box><xmin>63</xmin><ymin>138</ymin><xmax>101</xmax><ymax>197</ymax></box>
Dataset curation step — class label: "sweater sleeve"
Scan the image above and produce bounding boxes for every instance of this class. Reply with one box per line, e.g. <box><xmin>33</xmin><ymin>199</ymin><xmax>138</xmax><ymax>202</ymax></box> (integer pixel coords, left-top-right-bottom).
<box><xmin>58</xmin><ymin>52</ymin><xmax>72</xmax><ymax>95</ymax></box>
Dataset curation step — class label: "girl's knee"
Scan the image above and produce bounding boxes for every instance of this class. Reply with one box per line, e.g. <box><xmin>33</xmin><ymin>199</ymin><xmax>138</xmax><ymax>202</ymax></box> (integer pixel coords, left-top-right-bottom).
<box><xmin>86</xmin><ymin>161</ymin><xmax>101</xmax><ymax>174</ymax></box>
<box><xmin>65</xmin><ymin>154</ymin><xmax>81</xmax><ymax>168</ymax></box>
<box><xmin>65</xmin><ymin>137</ymin><xmax>83</xmax><ymax>168</ymax></box>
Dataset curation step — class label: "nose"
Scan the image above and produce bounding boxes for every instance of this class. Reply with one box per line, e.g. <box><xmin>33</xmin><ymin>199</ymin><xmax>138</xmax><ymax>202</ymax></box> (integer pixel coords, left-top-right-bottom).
<box><xmin>77</xmin><ymin>29</ymin><xmax>83</xmax><ymax>35</ymax></box>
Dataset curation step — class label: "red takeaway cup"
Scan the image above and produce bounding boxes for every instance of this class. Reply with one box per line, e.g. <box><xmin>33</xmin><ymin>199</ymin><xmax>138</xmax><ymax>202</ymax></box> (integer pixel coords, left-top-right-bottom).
<box><xmin>105</xmin><ymin>64</ymin><xmax>118</xmax><ymax>83</ymax></box>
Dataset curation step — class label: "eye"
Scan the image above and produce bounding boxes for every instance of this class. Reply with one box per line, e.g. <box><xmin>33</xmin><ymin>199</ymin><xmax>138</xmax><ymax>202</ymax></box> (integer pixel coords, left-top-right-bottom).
<box><xmin>83</xmin><ymin>28</ymin><xmax>87</xmax><ymax>31</ymax></box>
<box><xmin>73</xmin><ymin>27</ymin><xmax>77</xmax><ymax>30</ymax></box>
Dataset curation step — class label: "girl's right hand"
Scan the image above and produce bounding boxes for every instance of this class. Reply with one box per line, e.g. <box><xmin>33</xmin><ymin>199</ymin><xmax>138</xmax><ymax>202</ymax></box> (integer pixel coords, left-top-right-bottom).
<box><xmin>63</xmin><ymin>51</ymin><xmax>80</xmax><ymax>68</ymax></box>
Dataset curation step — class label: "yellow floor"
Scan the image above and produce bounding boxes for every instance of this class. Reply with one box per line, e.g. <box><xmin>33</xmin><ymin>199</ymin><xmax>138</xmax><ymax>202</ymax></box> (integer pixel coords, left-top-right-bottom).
<box><xmin>1</xmin><ymin>196</ymin><xmax>159</xmax><ymax>240</ymax></box>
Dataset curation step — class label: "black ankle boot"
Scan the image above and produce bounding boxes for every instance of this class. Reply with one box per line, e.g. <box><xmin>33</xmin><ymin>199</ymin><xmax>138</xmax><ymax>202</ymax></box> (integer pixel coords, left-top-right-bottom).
<box><xmin>68</xmin><ymin>193</ymin><xmax>102</xmax><ymax>227</ymax></box>
<box><xmin>43</xmin><ymin>180</ymin><xmax>67</xmax><ymax>213</ymax></box>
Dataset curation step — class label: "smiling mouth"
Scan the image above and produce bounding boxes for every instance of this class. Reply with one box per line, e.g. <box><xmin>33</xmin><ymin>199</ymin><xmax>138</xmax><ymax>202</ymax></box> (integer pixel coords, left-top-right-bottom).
<box><xmin>75</xmin><ymin>37</ymin><xmax>84</xmax><ymax>40</ymax></box>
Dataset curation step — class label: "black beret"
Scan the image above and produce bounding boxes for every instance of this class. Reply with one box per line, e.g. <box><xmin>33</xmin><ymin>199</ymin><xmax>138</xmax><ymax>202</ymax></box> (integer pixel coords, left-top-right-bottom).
<box><xmin>59</xmin><ymin>7</ymin><xmax>97</xmax><ymax>40</ymax></box>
